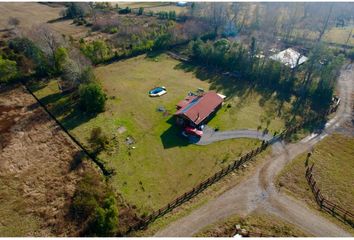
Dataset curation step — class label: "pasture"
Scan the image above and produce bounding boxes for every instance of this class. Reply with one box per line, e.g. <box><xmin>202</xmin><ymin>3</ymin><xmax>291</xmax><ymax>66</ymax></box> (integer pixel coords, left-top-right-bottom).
<box><xmin>0</xmin><ymin>3</ymin><xmax>88</xmax><ymax>39</ymax></box>
<box><xmin>277</xmin><ymin>133</ymin><xmax>354</xmax><ymax>232</ymax></box>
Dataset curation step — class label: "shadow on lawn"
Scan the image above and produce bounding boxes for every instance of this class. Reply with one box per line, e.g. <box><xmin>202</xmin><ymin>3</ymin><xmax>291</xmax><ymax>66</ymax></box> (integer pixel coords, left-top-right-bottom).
<box><xmin>160</xmin><ymin>116</ymin><xmax>190</xmax><ymax>149</ymax></box>
<box><xmin>34</xmin><ymin>90</ymin><xmax>96</xmax><ymax>131</ymax></box>
<box><xmin>174</xmin><ymin>61</ymin><xmax>295</xmax><ymax>123</ymax></box>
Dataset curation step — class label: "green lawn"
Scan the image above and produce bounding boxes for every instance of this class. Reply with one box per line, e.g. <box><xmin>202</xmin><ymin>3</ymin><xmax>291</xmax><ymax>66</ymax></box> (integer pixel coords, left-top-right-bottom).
<box><xmin>195</xmin><ymin>211</ymin><xmax>308</xmax><ymax>237</ymax></box>
<box><xmin>31</xmin><ymin>54</ymin><xmax>289</xmax><ymax>213</ymax></box>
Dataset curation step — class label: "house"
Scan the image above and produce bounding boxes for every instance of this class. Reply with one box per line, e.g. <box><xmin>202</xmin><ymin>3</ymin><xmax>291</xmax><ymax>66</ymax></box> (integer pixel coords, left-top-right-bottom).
<box><xmin>176</xmin><ymin>1</ymin><xmax>188</xmax><ymax>7</ymax></box>
<box><xmin>269</xmin><ymin>48</ymin><xmax>308</xmax><ymax>69</ymax></box>
<box><xmin>174</xmin><ymin>92</ymin><xmax>224</xmax><ymax>127</ymax></box>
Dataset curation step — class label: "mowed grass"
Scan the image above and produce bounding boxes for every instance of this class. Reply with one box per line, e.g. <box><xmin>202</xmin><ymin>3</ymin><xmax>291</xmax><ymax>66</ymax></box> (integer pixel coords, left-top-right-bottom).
<box><xmin>277</xmin><ymin>133</ymin><xmax>354</xmax><ymax>213</ymax></box>
<box><xmin>32</xmin><ymin>54</ymin><xmax>288</xmax><ymax>213</ymax></box>
<box><xmin>207</xmin><ymin>92</ymin><xmax>286</xmax><ymax>134</ymax></box>
<box><xmin>195</xmin><ymin>211</ymin><xmax>308</xmax><ymax>237</ymax></box>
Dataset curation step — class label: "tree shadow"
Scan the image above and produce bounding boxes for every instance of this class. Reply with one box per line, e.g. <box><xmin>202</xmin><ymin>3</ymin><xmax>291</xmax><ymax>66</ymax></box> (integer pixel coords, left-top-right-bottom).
<box><xmin>32</xmin><ymin>90</ymin><xmax>97</xmax><ymax>131</ymax></box>
<box><xmin>160</xmin><ymin>116</ymin><xmax>190</xmax><ymax>149</ymax></box>
<box><xmin>174</xmin><ymin>62</ymin><xmax>251</xmax><ymax>100</ymax></box>
<box><xmin>28</xmin><ymin>80</ymin><xmax>49</xmax><ymax>93</ymax></box>
<box><xmin>174</xmin><ymin>61</ymin><xmax>299</xmax><ymax>125</ymax></box>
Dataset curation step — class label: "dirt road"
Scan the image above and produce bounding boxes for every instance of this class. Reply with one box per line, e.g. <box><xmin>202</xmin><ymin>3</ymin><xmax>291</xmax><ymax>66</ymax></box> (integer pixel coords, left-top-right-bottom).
<box><xmin>155</xmin><ymin>64</ymin><xmax>353</xmax><ymax>237</ymax></box>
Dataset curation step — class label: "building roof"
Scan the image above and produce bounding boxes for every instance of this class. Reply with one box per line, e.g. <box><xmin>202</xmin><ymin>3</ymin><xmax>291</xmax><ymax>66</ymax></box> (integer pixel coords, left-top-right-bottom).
<box><xmin>176</xmin><ymin>95</ymin><xmax>197</xmax><ymax>109</ymax></box>
<box><xmin>269</xmin><ymin>48</ymin><xmax>308</xmax><ymax>69</ymax></box>
<box><xmin>175</xmin><ymin>92</ymin><xmax>224</xmax><ymax>125</ymax></box>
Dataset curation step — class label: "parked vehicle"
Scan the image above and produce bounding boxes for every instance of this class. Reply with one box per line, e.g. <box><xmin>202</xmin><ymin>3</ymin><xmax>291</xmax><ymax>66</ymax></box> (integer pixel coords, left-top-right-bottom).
<box><xmin>183</xmin><ymin>126</ymin><xmax>203</xmax><ymax>137</ymax></box>
<box><xmin>149</xmin><ymin>86</ymin><xmax>167</xmax><ymax>97</ymax></box>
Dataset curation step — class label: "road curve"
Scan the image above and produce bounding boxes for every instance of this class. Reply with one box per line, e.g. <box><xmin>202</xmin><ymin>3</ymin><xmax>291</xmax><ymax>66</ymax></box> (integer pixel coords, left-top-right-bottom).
<box><xmin>154</xmin><ymin>63</ymin><xmax>353</xmax><ymax>237</ymax></box>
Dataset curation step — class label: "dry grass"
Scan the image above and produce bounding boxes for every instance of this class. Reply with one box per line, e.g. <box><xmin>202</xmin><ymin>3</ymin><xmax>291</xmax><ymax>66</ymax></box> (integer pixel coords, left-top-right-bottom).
<box><xmin>0</xmin><ymin>3</ymin><xmax>88</xmax><ymax>39</ymax></box>
<box><xmin>277</xmin><ymin>133</ymin><xmax>354</xmax><ymax>233</ymax></box>
<box><xmin>0</xmin><ymin>86</ymin><xmax>101</xmax><ymax>236</ymax></box>
<box><xmin>195</xmin><ymin>211</ymin><xmax>308</xmax><ymax>237</ymax></box>
<box><xmin>277</xmin><ymin>133</ymin><xmax>354</xmax><ymax>212</ymax></box>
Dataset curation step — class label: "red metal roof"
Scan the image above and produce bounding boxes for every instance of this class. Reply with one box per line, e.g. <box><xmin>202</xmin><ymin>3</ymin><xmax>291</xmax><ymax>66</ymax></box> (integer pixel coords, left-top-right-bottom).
<box><xmin>176</xmin><ymin>95</ymin><xmax>197</xmax><ymax>109</ymax></box>
<box><xmin>175</xmin><ymin>92</ymin><xmax>223</xmax><ymax>125</ymax></box>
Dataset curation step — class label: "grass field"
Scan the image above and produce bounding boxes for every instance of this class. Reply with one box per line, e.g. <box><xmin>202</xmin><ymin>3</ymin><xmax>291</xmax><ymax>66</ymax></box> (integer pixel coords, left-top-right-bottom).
<box><xmin>0</xmin><ymin>3</ymin><xmax>88</xmax><ymax>39</ymax></box>
<box><xmin>195</xmin><ymin>211</ymin><xmax>308</xmax><ymax>237</ymax></box>
<box><xmin>115</xmin><ymin>2</ymin><xmax>187</xmax><ymax>14</ymax></box>
<box><xmin>277</xmin><ymin>133</ymin><xmax>354</xmax><ymax>214</ymax></box>
<box><xmin>31</xmin><ymin>53</ymin><xmax>289</xmax><ymax>213</ymax></box>
<box><xmin>293</xmin><ymin>26</ymin><xmax>354</xmax><ymax>46</ymax></box>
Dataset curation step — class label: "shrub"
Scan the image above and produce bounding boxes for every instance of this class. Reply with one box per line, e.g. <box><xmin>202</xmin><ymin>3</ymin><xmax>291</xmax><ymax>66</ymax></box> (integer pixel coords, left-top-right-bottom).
<box><xmin>89</xmin><ymin>195</ymin><xmax>118</xmax><ymax>236</ymax></box>
<box><xmin>118</xmin><ymin>7</ymin><xmax>131</xmax><ymax>14</ymax></box>
<box><xmin>138</xmin><ymin>7</ymin><xmax>144</xmax><ymax>15</ymax></box>
<box><xmin>347</xmin><ymin>48</ymin><xmax>354</xmax><ymax>61</ymax></box>
<box><xmin>79</xmin><ymin>83</ymin><xmax>106</xmax><ymax>114</ymax></box>
<box><xmin>108</xmin><ymin>27</ymin><xmax>118</xmax><ymax>34</ymax></box>
<box><xmin>88</xmin><ymin>127</ymin><xmax>109</xmax><ymax>153</ymax></box>
<box><xmin>0</xmin><ymin>55</ymin><xmax>18</xmax><ymax>83</ymax></box>
<box><xmin>80</xmin><ymin>40</ymin><xmax>111</xmax><ymax>64</ymax></box>
<box><xmin>71</xmin><ymin>172</ymin><xmax>118</xmax><ymax>237</ymax></box>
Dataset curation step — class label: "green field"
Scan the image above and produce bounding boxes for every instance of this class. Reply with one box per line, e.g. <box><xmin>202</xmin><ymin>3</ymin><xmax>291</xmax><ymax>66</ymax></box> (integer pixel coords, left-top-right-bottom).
<box><xmin>195</xmin><ymin>211</ymin><xmax>308</xmax><ymax>237</ymax></box>
<box><xmin>32</xmin><ymin>54</ymin><xmax>289</xmax><ymax>213</ymax></box>
<box><xmin>277</xmin><ymin>133</ymin><xmax>354</xmax><ymax>214</ymax></box>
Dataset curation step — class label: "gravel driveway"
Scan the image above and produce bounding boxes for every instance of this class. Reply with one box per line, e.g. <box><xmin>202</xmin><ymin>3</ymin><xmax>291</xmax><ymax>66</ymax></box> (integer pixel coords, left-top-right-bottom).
<box><xmin>196</xmin><ymin>126</ymin><xmax>273</xmax><ymax>145</ymax></box>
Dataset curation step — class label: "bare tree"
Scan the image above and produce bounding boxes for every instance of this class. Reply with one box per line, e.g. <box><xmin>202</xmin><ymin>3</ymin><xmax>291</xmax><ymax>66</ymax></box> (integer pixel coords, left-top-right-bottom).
<box><xmin>27</xmin><ymin>24</ymin><xmax>65</xmax><ymax>65</ymax></box>
<box><xmin>316</xmin><ymin>4</ymin><xmax>334</xmax><ymax>42</ymax></box>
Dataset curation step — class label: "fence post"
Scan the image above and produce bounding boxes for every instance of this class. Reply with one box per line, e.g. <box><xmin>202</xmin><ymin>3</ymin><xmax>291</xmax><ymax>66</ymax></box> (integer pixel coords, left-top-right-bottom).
<box><xmin>316</xmin><ymin>189</ymin><xmax>321</xmax><ymax>203</ymax></box>
<box><xmin>332</xmin><ymin>205</ymin><xmax>336</xmax><ymax>216</ymax></box>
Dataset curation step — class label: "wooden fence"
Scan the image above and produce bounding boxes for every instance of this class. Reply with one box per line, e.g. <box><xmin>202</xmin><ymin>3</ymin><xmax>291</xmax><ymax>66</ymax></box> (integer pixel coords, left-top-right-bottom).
<box><xmin>305</xmin><ymin>164</ymin><xmax>354</xmax><ymax>227</ymax></box>
<box><xmin>126</xmin><ymin>104</ymin><xmax>339</xmax><ymax>234</ymax></box>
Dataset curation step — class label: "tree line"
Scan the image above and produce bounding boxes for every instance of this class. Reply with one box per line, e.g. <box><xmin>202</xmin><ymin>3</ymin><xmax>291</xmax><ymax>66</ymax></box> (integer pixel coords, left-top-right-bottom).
<box><xmin>189</xmin><ymin>37</ymin><xmax>345</xmax><ymax>114</ymax></box>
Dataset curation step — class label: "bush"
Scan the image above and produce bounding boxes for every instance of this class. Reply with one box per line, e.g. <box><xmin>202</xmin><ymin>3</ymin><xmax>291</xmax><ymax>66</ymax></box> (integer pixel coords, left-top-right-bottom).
<box><xmin>89</xmin><ymin>195</ymin><xmax>118</xmax><ymax>236</ymax></box>
<box><xmin>88</xmin><ymin>127</ymin><xmax>109</xmax><ymax>153</ymax></box>
<box><xmin>80</xmin><ymin>40</ymin><xmax>111</xmax><ymax>64</ymax></box>
<box><xmin>64</xmin><ymin>3</ymin><xmax>87</xmax><ymax>19</ymax></box>
<box><xmin>138</xmin><ymin>7</ymin><xmax>144</xmax><ymax>15</ymax></box>
<box><xmin>118</xmin><ymin>7</ymin><xmax>131</xmax><ymax>14</ymax></box>
<box><xmin>79</xmin><ymin>83</ymin><xmax>106</xmax><ymax>114</ymax></box>
<box><xmin>108</xmin><ymin>27</ymin><xmax>118</xmax><ymax>34</ymax></box>
<box><xmin>71</xmin><ymin>173</ymin><xmax>118</xmax><ymax>236</ymax></box>
<box><xmin>0</xmin><ymin>55</ymin><xmax>18</xmax><ymax>83</ymax></box>
<box><xmin>347</xmin><ymin>48</ymin><xmax>354</xmax><ymax>61</ymax></box>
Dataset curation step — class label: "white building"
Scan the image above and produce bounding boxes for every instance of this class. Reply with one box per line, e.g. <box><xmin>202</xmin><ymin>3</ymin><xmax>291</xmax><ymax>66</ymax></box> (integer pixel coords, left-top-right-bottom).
<box><xmin>269</xmin><ymin>48</ymin><xmax>308</xmax><ymax>69</ymax></box>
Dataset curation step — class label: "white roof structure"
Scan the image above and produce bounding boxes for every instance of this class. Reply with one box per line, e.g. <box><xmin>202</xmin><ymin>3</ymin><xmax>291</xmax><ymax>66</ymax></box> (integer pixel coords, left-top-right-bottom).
<box><xmin>269</xmin><ymin>48</ymin><xmax>308</xmax><ymax>69</ymax></box>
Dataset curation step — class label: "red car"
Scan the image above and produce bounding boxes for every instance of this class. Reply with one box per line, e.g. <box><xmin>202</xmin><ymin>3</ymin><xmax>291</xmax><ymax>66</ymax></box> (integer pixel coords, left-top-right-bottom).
<box><xmin>183</xmin><ymin>126</ymin><xmax>203</xmax><ymax>137</ymax></box>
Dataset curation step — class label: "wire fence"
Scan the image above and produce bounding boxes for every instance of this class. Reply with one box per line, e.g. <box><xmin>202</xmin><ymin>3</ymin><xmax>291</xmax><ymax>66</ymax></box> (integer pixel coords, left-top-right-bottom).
<box><xmin>22</xmin><ymin>82</ymin><xmax>113</xmax><ymax>176</ymax></box>
<box><xmin>305</xmin><ymin>164</ymin><xmax>354</xmax><ymax>227</ymax></box>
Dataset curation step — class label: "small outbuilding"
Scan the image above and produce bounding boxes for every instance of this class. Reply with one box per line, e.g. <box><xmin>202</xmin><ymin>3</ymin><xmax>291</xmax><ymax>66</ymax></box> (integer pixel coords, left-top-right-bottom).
<box><xmin>174</xmin><ymin>92</ymin><xmax>224</xmax><ymax>127</ymax></box>
<box><xmin>269</xmin><ymin>48</ymin><xmax>308</xmax><ymax>69</ymax></box>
